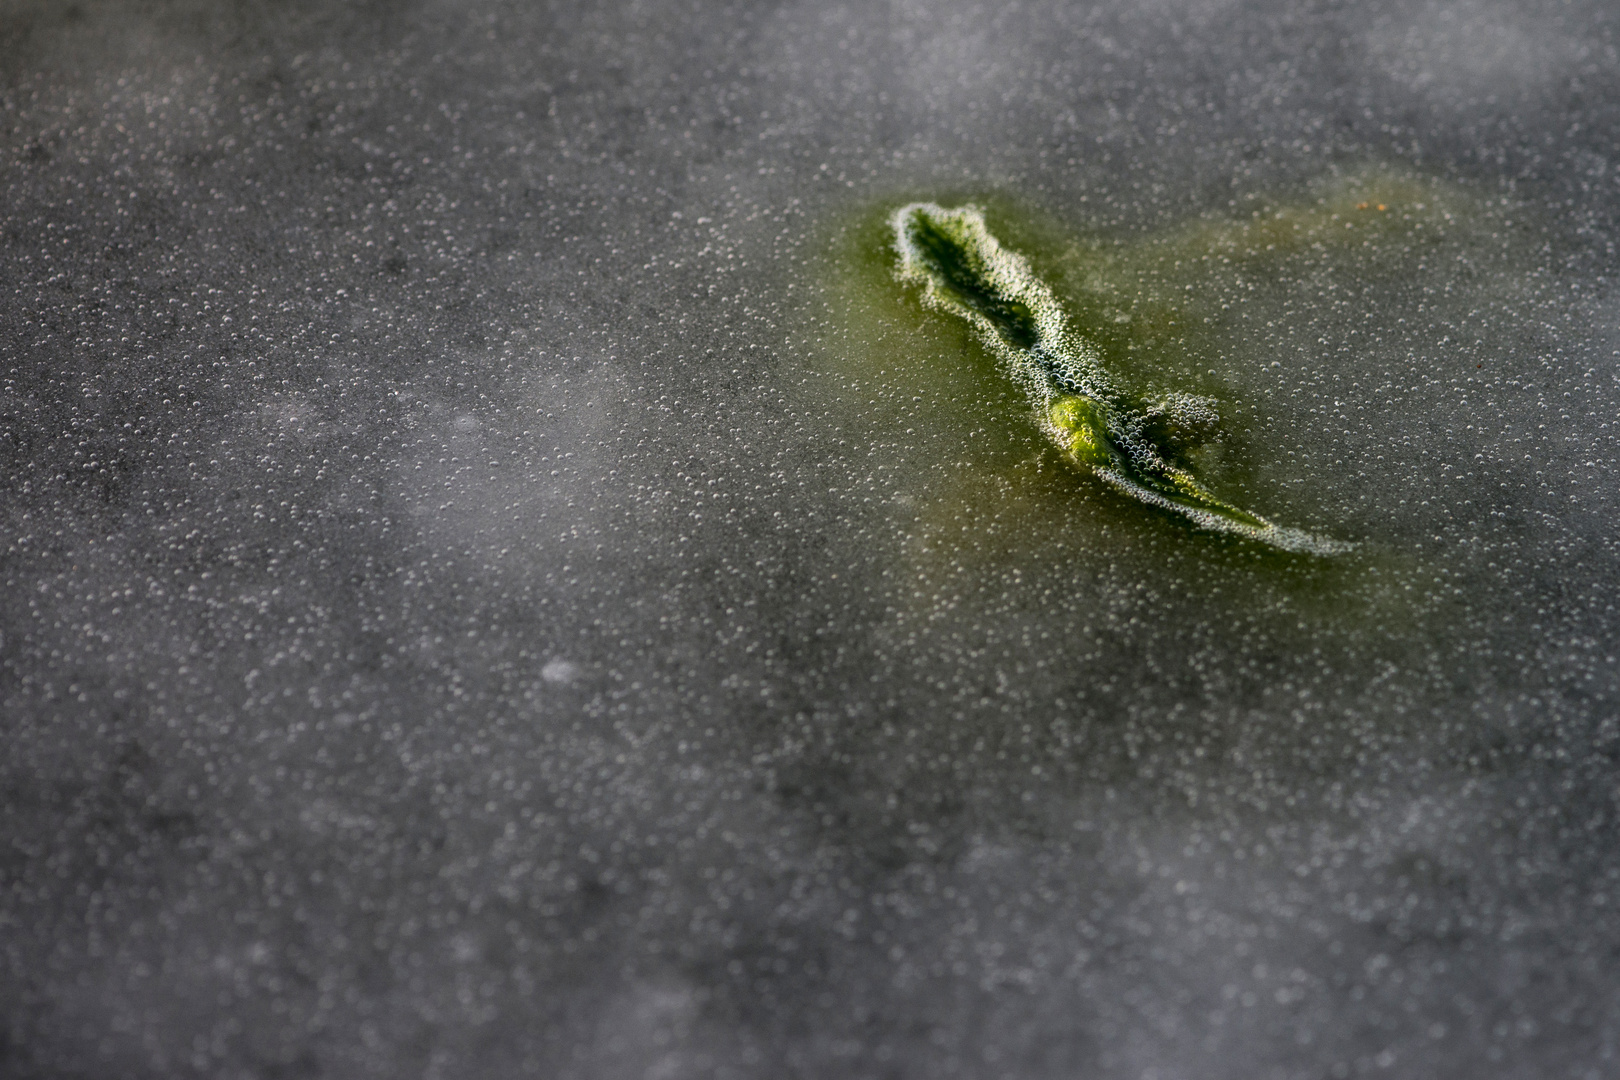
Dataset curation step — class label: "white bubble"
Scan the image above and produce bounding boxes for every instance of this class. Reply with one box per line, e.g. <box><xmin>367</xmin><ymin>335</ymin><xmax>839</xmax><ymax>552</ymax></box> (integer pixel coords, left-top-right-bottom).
<box><xmin>541</xmin><ymin>659</ymin><xmax>581</xmax><ymax>685</ymax></box>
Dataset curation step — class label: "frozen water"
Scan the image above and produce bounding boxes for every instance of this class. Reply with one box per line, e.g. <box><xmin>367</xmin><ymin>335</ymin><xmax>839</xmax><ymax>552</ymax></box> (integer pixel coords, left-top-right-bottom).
<box><xmin>2</xmin><ymin>1</ymin><xmax>1619</xmax><ymax>1078</ymax></box>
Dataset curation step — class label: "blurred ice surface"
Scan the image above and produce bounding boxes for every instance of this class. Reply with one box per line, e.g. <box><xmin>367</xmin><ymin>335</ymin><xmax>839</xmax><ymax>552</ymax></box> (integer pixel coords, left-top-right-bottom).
<box><xmin>2</xmin><ymin>1</ymin><xmax>1618</xmax><ymax>1077</ymax></box>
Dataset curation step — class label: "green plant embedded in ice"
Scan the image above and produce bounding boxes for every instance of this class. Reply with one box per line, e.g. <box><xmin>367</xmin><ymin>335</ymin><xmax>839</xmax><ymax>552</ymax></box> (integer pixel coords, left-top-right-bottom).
<box><xmin>890</xmin><ymin>202</ymin><xmax>1352</xmax><ymax>554</ymax></box>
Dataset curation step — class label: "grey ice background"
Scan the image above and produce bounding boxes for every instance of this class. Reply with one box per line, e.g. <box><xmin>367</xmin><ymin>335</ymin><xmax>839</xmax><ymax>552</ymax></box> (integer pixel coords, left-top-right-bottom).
<box><xmin>3</xmin><ymin>1</ymin><xmax>1620</xmax><ymax>1078</ymax></box>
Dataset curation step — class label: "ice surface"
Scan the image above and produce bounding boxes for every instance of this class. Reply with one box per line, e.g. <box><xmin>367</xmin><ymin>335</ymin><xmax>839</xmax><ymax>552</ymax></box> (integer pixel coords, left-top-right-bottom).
<box><xmin>2</xmin><ymin>1</ymin><xmax>1619</xmax><ymax>1078</ymax></box>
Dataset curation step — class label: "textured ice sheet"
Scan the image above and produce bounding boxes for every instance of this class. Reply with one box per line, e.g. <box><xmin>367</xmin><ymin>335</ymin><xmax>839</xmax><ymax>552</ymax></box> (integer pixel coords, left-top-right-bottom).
<box><xmin>2</xmin><ymin>1</ymin><xmax>1619</xmax><ymax>1078</ymax></box>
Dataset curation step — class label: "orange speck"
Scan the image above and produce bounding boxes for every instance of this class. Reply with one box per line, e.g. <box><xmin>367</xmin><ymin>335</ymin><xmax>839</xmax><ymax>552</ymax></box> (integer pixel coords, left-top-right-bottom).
<box><xmin>1377</xmin><ymin>204</ymin><xmax>1387</xmax><ymax>211</ymax></box>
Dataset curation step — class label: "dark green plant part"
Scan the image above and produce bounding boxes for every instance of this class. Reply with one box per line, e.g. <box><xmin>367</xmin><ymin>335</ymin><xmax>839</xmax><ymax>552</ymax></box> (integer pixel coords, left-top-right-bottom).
<box><xmin>890</xmin><ymin>202</ymin><xmax>1353</xmax><ymax>554</ymax></box>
